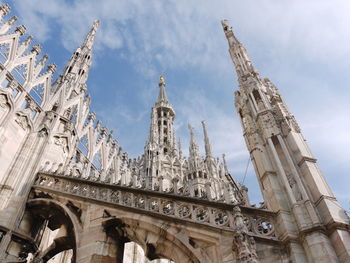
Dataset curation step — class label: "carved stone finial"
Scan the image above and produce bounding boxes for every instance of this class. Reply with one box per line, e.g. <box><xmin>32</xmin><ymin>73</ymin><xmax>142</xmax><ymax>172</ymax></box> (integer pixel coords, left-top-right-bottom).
<box><xmin>47</xmin><ymin>63</ymin><xmax>57</xmax><ymax>73</ymax></box>
<box><xmin>0</xmin><ymin>4</ymin><xmax>11</xmax><ymax>16</ymax></box>
<box><xmin>107</xmin><ymin>129</ymin><xmax>114</xmax><ymax>142</ymax></box>
<box><xmin>15</xmin><ymin>24</ymin><xmax>26</xmax><ymax>35</ymax></box>
<box><xmin>31</xmin><ymin>44</ymin><xmax>42</xmax><ymax>54</ymax></box>
<box><xmin>88</xmin><ymin>112</ymin><xmax>96</xmax><ymax>122</ymax></box>
<box><xmin>23</xmin><ymin>35</ymin><xmax>33</xmax><ymax>46</ymax></box>
<box><xmin>96</xmin><ymin>120</ymin><xmax>101</xmax><ymax>130</ymax></box>
<box><xmin>100</xmin><ymin>126</ymin><xmax>108</xmax><ymax>136</ymax></box>
<box><xmin>8</xmin><ymin>16</ymin><xmax>17</xmax><ymax>26</ymax></box>
<box><xmin>40</xmin><ymin>54</ymin><xmax>48</xmax><ymax>63</ymax></box>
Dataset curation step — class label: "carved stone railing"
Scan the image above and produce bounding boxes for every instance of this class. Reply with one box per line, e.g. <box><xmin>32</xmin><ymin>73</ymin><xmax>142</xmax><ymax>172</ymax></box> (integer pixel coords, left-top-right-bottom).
<box><xmin>32</xmin><ymin>172</ymin><xmax>278</xmax><ymax>241</ymax></box>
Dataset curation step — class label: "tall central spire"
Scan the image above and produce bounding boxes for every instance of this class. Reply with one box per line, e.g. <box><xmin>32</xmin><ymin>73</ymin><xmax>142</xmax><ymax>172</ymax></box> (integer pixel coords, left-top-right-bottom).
<box><xmin>146</xmin><ymin>75</ymin><xmax>176</xmax><ymax>155</ymax></box>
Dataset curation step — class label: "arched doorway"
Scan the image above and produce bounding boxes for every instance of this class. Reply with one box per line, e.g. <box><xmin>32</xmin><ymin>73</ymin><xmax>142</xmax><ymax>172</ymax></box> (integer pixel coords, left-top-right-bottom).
<box><xmin>23</xmin><ymin>198</ymin><xmax>80</xmax><ymax>263</ymax></box>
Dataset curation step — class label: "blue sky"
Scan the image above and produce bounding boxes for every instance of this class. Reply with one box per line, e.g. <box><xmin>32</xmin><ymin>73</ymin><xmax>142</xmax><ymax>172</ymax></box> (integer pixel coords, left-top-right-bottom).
<box><xmin>4</xmin><ymin>0</ymin><xmax>350</xmax><ymax>209</ymax></box>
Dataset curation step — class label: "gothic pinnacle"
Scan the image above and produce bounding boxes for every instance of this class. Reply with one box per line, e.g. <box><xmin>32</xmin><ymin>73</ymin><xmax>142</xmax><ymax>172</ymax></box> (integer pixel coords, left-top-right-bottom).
<box><xmin>221</xmin><ymin>19</ymin><xmax>255</xmax><ymax>79</ymax></box>
<box><xmin>84</xmin><ymin>19</ymin><xmax>100</xmax><ymax>49</ymax></box>
<box><xmin>188</xmin><ymin>124</ymin><xmax>199</xmax><ymax>157</ymax></box>
<box><xmin>201</xmin><ymin>120</ymin><xmax>212</xmax><ymax>158</ymax></box>
<box><xmin>178</xmin><ymin>137</ymin><xmax>182</xmax><ymax>158</ymax></box>
<box><xmin>221</xmin><ymin>19</ymin><xmax>239</xmax><ymax>46</ymax></box>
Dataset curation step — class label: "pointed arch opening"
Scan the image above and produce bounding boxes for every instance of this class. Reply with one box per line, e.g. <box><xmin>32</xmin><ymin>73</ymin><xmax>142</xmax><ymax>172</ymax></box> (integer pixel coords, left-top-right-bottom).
<box><xmin>22</xmin><ymin>198</ymin><xmax>80</xmax><ymax>263</ymax></box>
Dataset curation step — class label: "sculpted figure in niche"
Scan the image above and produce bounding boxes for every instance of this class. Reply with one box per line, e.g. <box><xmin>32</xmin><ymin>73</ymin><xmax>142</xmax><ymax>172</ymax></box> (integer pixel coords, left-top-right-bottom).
<box><xmin>287</xmin><ymin>174</ymin><xmax>303</xmax><ymax>201</ymax></box>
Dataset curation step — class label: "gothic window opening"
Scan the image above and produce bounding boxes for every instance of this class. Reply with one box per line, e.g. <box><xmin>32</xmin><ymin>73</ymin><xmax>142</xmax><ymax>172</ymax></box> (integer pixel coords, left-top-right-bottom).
<box><xmin>1</xmin><ymin>77</ymin><xmax>9</xmax><ymax>89</ymax></box>
<box><xmin>12</xmin><ymin>64</ymin><xmax>27</xmax><ymax>85</ymax></box>
<box><xmin>194</xmin><ymin>189</ymin><xmax>199</xmax><ymax>196</ymax></box>
<box><xmin>68</xmin><ymin>66</ymin><xmax>72</xmax><ymax>73</ymax></box>
<box><xmin>92</xmin><ymin>151</ymin><xmax>102</xmax><ymax>170</ymax></box>
<box><xmin>51</xmin><ymin>103</ymin><xmax>58</xmax><ymax>111</ymax></box>
<box><xmin>11</xmin><ymin>87</ymin><xmax>19</xmax><ymax>98</ymax></box>
<box><xmin>21</xmin><ymin>97</ymin><xmax>37</xmax><ymax>119</ymax></box>
<box><xmin>78</xmin><ymin>135</ymin><xmax>89</xmax><ymax>156</ymax></box>
<box><xmin>70</xmin><ymin>105</ymin><xmax>78</xmax><ymax>124</ymax></box>
<box><xmin>0</xmin><ymin>43</ymin><xmax>10</xmax><ymax>64</ymax></box>
<box><xmin>164</xmin><ymin>148</ymin><xmax>168</xmax><ymax>154</ymax></box>
<box><xmin>29</xmin><ymin>83</ymin><xmax>45</xmax><ymax>105</ymax></box>
<box><xmin>252</xmin><ymin>89</ymin><xmax>262</xmax><ymax>102</ymax></box>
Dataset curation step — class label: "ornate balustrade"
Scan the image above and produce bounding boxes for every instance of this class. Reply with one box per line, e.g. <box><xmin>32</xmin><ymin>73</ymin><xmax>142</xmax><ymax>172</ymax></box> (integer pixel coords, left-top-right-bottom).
<box><xmin>32</xmin><ymin>172</ymin><xmax>278</xmax><ymax>241</ymax></box>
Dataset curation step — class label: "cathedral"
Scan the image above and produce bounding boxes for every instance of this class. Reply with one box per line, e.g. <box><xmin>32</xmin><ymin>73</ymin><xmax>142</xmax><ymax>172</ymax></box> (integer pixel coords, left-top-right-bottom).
<box><xmin>0</xmin><ymin>3</ymin><xmax>349</xmax><ymax>263</ymax></box>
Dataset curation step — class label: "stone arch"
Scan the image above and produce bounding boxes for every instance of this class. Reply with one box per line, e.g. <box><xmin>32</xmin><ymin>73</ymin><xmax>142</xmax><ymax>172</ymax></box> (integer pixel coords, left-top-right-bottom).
<box><xmin>123</xmin><ymin>241</ymin><xmax>175</xmax><ymax>263</ymax></box>
<box><xmin>107</xmin><ymin>215</ymin><xmax>212</xmax><ymax>263</ymax></box>
<box><xmin>24</xmin><ymin>198</ymin><xmax>82</xmax><ymax>263</ymax></box>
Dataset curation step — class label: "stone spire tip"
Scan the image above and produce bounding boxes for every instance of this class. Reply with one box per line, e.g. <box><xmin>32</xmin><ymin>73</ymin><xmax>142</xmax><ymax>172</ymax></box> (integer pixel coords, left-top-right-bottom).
<box><xmin>83</xmin><ymin>19</ymin><xmax>100</xmax><ymax>49</ymax></box>
<box><xmin>159</xmin><ymin>75</ymin><xmax>165</xmax><ymax>86</ymax></box>
<box><xmin>221</xmin><ymin>19</ymin><xmax>232</xmax><ymax>33</ymax></box>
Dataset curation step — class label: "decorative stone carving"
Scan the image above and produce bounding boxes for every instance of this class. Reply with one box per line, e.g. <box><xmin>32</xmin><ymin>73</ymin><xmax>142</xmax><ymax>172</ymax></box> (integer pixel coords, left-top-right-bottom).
<box><xmin>232</xmin><ymin>206</ymin><xmax>258</xmax><ymax>262</ymax></box>
<box><xmin>54</xmin><ymin>136</ymin><xmax>68</xmax><ymax>154</ymax></box>
<box><xmin>0</xmin><ymin>94</ymin><xmax>8</xmax><ymax>108</ymax></box>
<box><xmin>33</xmin><ymin>173</ymin><xmax>276</xmax><ymax>241</ymax></box>
<box><xmin>287</xmin><ymin>174</ymin><xmax>303</xmax><ymax>201</ymax></box>
<box><xmin>15</xmin><ymin>114</ymin><xmax>29</xmax><ymax>130</ymax></box>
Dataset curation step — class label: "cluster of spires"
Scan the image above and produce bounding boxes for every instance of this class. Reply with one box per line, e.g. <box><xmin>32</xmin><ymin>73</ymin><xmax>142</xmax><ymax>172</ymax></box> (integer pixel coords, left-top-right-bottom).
<box><xmin>0</xmin><ymin>3</ymin><xmax>234</xmax><ymax>189</ymax></box>
<box><xmin>153</xmin><ymin>74</ymin><xmax>224</xmax><ymax>165</ymax></box>
<box><xmin>1</xmin><ymin>1</ymin><xmax>222</xmax><ymax>165</ymax></box>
